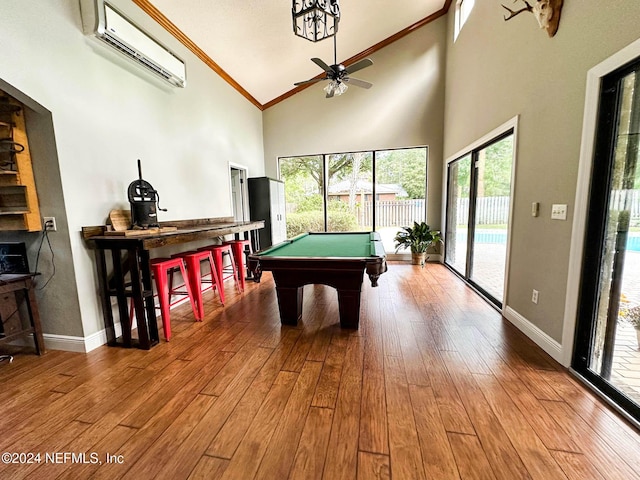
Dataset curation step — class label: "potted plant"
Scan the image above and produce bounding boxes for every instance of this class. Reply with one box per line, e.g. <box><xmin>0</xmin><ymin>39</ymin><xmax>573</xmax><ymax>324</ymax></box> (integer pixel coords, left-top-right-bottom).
<box><xmin>394</xmin><ymin>221</ymin><xmax>441</xmax><ymax>266</ymax></box>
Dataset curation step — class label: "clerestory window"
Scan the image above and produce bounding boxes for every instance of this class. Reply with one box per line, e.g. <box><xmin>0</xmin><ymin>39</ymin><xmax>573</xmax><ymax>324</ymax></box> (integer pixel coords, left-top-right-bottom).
<box><xmin>454</xmin><ymin>0</ymin><xmax>475</xmax><ymax>41</ymax></box>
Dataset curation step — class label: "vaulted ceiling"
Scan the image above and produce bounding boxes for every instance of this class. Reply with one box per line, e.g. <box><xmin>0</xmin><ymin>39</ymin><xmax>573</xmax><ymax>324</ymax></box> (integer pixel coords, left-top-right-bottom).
<box><xmin>133</xmin><ymin>0</ymin><xmax>450</xmax><ymax>109</ymax></box>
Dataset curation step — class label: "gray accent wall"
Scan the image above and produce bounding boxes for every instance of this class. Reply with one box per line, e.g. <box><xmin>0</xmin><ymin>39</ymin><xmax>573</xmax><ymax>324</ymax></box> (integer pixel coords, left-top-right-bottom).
<box><xmin>443</xmin><ymin>1</ymin><xmax>640</xmax><ymax>342</ymax></box>
<box><xmin>0</xmin><ymin>95</ymin><xmax>81</xmax><ymax>337</ymax></box>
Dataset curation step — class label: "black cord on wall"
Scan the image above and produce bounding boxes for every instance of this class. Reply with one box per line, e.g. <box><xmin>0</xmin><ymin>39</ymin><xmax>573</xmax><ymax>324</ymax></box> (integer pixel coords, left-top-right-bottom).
<box><xmin>33</xmin><ymin>225</ymin><xmax>56</xmax><ymax>291</ymax></box>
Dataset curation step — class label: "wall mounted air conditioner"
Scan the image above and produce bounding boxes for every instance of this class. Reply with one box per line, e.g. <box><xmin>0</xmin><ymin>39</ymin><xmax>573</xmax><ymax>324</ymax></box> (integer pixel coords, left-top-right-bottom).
<box><xmin>80</xmin><ymin>0</ymin><xmax>186</xmax><ymax>88</ymax></box>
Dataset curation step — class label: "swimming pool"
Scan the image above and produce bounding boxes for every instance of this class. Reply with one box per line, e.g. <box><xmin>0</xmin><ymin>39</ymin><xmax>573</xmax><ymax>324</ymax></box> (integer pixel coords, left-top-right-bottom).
<box><xmin>456</xmin><ymin>231</ymin><xmax>640</xmax><ymax>251</ymax></box>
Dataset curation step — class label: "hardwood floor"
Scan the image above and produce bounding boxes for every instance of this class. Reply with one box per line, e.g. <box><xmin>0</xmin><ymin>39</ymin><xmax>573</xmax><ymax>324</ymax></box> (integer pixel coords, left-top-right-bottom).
<box><xmin>1</xmin><ymin>262</ymin><xmax>640</xmax><ymax>479</ymax></box>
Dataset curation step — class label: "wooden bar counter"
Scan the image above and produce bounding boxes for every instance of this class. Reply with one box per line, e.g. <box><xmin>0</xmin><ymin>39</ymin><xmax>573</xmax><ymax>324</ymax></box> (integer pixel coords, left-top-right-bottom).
<box><xmin>82</xmin><ymin>217</ymin><xmax>264</xmax><ymax>350</ymax></box>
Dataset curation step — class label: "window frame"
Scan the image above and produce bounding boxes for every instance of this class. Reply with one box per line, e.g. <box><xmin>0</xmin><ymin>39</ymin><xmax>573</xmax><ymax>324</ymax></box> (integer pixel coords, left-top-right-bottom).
<box><xmin>277</xmin><ymin>146</ymin><xmax>429</xmax><ymax>235</ymax></box>
<box><xmin>454</xmin><ymin>0</ymin><xmax>474</xmax><ymax>41</ymax></box>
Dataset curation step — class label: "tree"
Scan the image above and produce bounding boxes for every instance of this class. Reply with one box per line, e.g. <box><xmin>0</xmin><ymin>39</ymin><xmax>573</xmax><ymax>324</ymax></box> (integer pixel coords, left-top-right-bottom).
<box><xmin>375</xmin><ymin>148</ymin><xmax>427</xmax><ymax>199</ymax></box>
<box><xmin>279</xmin><ymin>154</ymin><xmax>372</xmax><ymax>199</ymax></box>
<box><xmin>281</xmin><ymin>149</ymin><xmax>432</xmax><ymax>204</ymax></box>
<box><xmin>480</xmin><ymin>136</ymin><xmax>513</xmax><ymax>197</ymax></box>
<box><xmin>346</xmin><ymin>152</ymin><xmax>368</xmax><ymax>211</ymax></box>
<box><xmin>449</xmin><ymin>136</ymin><xmax>513</xmax><ymax>199</ymax></box>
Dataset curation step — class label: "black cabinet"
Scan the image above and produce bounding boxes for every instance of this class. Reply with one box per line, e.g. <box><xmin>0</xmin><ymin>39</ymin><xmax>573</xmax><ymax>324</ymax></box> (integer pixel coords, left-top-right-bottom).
<box><xmin>248</xmin><ymin>177</ymin><xmax>286</xmax><ymax>248</ymax></box>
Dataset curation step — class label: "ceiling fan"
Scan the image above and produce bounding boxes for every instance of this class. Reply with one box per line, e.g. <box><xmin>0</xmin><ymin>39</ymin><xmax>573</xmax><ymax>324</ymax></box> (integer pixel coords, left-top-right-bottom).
<box><xmin>294</xmin><ymin>36</ymin><xmax>373</xmax><ymax>98</ymax></box>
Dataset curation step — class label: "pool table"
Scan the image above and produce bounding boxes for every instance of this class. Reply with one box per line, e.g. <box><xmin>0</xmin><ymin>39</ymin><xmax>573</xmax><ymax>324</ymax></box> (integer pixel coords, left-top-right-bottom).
<box><xmin>248</xmin><ymin>232</ymin><xmax>387</xmax><ymax>329</ymax></box>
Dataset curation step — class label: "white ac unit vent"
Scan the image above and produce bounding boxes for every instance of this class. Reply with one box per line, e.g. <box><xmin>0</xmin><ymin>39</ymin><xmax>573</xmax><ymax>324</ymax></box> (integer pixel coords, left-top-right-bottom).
<box><xmin>80</xmin><ymin>0</ymin><xmax>186</xmax><ymax>88</ymax></box>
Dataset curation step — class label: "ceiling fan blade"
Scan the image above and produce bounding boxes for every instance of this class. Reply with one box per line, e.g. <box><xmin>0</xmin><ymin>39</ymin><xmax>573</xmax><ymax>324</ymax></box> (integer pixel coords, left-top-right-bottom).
<box><xmin>311</xmin><ymin>57</ymin><xmax>333</xmax><ymax>73</ymax></box>
<box><xmin>294</xmin><ymin>78</ymin><xmax>325</xmax><ymax>86</ymax></box>
<box><xmin>345</xmin><ymin>58</ymin><xmax>373</xmax><ymax>75</ymax></box>
<box><xmin>344</xmin><ymin>77</ymin><xmax>372</xmax><ymax>89</ymax></box>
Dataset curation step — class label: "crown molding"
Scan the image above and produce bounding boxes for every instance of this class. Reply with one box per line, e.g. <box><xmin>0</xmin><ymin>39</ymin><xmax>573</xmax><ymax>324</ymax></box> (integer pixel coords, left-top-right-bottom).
<box><xmin>131</xmin><ymin>0</ymin><xmax>262</xmax><ymax>109</ymax></box>
<box><xmin>132</xmin><ymin>0</ymin><xmax>453</xmax><ymax>111</ymax></box>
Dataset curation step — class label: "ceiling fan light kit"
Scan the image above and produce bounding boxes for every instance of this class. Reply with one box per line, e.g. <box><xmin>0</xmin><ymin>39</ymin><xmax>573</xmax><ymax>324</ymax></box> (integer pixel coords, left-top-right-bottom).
<box><xmin>324</xmin><ymin>80</ymin><xmax>347</xmax><ymax>98</ymax></box>
<box><xmin>293</xmin><ymin>48</ymin><xmax>374</xmax><ymax>98</ymax></box>
<box><xmin>292</xmin><ymin>0</ymin><xmax>341</xmax><ymax>43</ymax></box>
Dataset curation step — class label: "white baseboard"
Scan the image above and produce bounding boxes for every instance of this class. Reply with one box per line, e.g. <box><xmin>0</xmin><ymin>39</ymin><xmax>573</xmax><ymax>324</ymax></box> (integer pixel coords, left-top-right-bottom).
<box><xmin>503</xmin><ymin>306</ymin><xmax>564</xmax><ymax>364</ymax></box>
<box><xmin>9</xmin><ymin>333</ymin><xmax>87</xmax><ymax>353</ymax></box>
<box><xmin>386</xmin><ymin>253</ymin><xmax>443</xmax><ymax>263</ymax></box>
<box><xmin>81</xmin><ymin>320</ymin><xmax>125</xmax><ymax>352</ymax></box>
<box><xmin>43</xmin><ymin>334</ymin><xmax>88</xmax><ymax>353</ymax></box>
<box><xmin>11</xmin><ymin>322</ymin><xmax>125</xmax><ymax>353</ymax></box>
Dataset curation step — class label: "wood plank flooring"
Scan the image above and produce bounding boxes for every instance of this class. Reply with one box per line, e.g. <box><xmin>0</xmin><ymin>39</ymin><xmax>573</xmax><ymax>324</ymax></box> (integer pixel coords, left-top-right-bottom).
<box><xmin>1</xmin><ymin>262</ymin><xmax>640</xmax><ymax>479</ymax></box>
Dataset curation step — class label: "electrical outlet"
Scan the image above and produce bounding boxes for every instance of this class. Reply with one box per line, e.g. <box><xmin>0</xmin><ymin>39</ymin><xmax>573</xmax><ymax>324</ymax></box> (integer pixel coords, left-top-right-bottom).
<box><xmin>532</xmin><ymin>289</ymin><xmax>539</xmax><ymax>304</ymax></box>
<box><xmin>43</xmin><ymin>217</ymin><xmax>57</xmax><ymax>231</ymax></box>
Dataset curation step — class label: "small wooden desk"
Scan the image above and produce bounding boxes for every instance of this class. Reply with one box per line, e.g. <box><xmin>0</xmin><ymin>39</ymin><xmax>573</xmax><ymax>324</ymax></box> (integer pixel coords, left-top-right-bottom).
<box><xmin>82</xmin><ymin>217</ymin><xmax>264</xmax><ymax>350</ymax></box>
<box><xmin>0</xmin><ymin>273</ymin><xmax>45</xmax><ymax>355</ymax></box>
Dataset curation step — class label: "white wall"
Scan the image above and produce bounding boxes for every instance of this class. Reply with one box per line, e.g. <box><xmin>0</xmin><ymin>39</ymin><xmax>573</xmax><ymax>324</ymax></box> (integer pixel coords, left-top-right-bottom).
<box><xmin>0</xmin><ymin>0</ymin><xmax>264</xmax><ymax>343</ymax></box>
<box><xmin>263</xmin><ymin>17</ymin><xmax>448</xmax><ymax>228</ymax></box>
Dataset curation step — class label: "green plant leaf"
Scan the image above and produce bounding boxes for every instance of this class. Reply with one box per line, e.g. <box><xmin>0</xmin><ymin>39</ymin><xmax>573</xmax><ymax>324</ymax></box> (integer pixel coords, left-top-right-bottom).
<box><xmin>394</xmin><ymin>221</ymin><xmax>441</xmax><ymax>254</ymax></box>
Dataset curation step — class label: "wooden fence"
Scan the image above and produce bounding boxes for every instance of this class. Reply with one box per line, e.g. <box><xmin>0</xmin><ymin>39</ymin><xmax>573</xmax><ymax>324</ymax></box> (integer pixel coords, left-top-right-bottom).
<box><xmin>358</xmin><ymin>197</ymin><xmax>511</xmax><ymax>227</ymax></box>
<box><xmin>456</xmin><ymin>196</ymin><xmax>510</xmax><ymax>225</ymax></box>
<box><xmin>290</xmin><ymin>192</ymin><xmax>640</xmax><ymax>229</ymax></box>
<box><xmin>356</xmin><ymin>197</ymin><xmax>510</xmax><ymax>227</ymax></box>
<box><xmin>611</xmin><ymin>189</ymin><xmax>640</xmax><ymax>222</ymax></box>
<box><xmin>352</xmin><ymin>200</ymin><xmax>423</xmax><ymax>227</ymax></box>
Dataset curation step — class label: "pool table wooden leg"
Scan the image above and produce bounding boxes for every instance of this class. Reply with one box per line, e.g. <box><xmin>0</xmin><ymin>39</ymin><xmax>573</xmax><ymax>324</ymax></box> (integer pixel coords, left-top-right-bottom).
<box><xmin>275</xmin><ymin>286</ymin><xmax>303</xmax><ymax>325</ymax></box>
<box><xmin>337</xmin><ymin>289</ymin><xmax>361</xmax><ymax>329</ymax></box>
<box><xmin>250</xmin><ymin>263</ymin><xmax>263</xmax><ymax>283</ymax></box>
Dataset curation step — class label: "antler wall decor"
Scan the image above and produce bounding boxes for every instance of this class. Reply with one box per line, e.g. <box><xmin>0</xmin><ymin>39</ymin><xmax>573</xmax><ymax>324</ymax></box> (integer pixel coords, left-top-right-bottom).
<box><xmin>502</xmin><ymin>0</ymin><xmax>563</xmax><ymax>37</ymax></box>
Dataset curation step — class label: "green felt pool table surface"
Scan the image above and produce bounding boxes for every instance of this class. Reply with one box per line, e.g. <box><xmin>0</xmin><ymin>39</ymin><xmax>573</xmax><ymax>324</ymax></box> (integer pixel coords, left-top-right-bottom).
<box><xmin>258</xmin><ymin>232</ymin><xmax>383</xmax><ymax>258</ymax></box>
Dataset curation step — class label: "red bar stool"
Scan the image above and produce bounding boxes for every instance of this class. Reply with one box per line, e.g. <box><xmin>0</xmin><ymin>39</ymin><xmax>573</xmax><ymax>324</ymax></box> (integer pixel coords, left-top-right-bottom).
<box><xmin>171</xmin><ymin>250</ymin><xmax>224</xmax><ymax>319</ymax></box>
<box><xmin>198</xmin><ymin>244</ymin><xmax>242</xmax><ymax>294</ymax></box>
<box><xmin>150</xmin><ymin>257</ymin><xmax>199</xmax><ymax>341</ymax></box>
<box><xmin>224</xmin><ymin>239</ymin><xmax>252</xmax><ymax>291</ymax></box>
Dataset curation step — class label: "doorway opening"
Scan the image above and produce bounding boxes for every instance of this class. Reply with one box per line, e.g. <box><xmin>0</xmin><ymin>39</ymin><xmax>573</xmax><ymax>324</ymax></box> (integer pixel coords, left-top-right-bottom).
<box><xmin>229</xmin><ymin>164</ymin><xmax>248</xmax><ymax>222</ymax></box>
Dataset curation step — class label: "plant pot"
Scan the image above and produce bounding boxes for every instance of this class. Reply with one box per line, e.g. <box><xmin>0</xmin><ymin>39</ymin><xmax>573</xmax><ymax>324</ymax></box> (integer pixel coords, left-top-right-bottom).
<box><xmin>411</xmin><ymin>252</ymin><xmax>426</xmax><ymax>266</ymax></box>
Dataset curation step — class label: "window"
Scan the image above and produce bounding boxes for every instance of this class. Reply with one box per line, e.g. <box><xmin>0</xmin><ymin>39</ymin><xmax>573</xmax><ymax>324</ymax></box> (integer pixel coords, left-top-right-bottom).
<box><xmin>454</xmin><ymin>0</ymin><xmax>475</xmax><ymax>41</ymax></box>
<box><xmin>279</xmin><ymin>147</ymin><xmax>428</xmax><ymax>254</ymax></box>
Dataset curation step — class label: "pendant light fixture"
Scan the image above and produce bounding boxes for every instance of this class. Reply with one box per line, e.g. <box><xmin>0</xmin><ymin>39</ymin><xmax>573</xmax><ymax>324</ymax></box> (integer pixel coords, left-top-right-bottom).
<box><xmin>292</xmin><ymin>0</ymin><xmax>340</xmax><ymax>43</ymax></box>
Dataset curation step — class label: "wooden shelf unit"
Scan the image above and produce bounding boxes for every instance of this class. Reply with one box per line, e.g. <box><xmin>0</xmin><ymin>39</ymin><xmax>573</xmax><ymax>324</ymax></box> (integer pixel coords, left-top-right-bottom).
<box><xmin>0</xmin><ymin>93</ymin><xmax>41</xmax><ymax>231</ymax></box>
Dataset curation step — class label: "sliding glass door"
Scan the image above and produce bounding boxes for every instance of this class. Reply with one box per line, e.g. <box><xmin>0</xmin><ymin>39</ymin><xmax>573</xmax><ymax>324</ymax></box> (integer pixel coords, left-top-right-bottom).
<box><xmin>445</xmin><ymin>132</ymin><xmax>514</xmax><ymax>307</ymax></box>
<box><xmin>470</xmin><ymin>136</ymin><xmax>513</xmax><ymax>301</ymax></box>
<box><xmin>574</xmin><ymin>58</ymin><xmax>640</xmax><ymax>420</ymax></box>
<box><xmin>445</xmin><ymin>155</ymin><xmax>471</xmax><ymax>275</ymax></box>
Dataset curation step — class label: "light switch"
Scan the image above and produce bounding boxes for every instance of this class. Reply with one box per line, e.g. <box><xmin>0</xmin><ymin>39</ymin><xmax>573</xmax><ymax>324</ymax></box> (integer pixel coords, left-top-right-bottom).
<box><xmin>531</xmin><ymin>202</ymin><xmax>539</xmax><ymax>217</ymax></box>
<box><xmin>551</xmin><ymin>204</ymin><xmax>567</xmax><ymax>220</ymax></box>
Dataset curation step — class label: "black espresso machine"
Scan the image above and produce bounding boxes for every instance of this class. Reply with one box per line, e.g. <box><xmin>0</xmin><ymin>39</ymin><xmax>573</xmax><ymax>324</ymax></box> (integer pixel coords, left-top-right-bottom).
<box><xmin>127</xmin><ymin>159</ymin><xmax>166</xmax><ymax>229</ymax></box>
